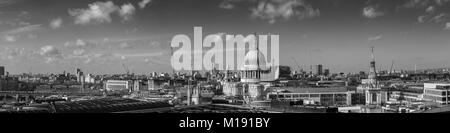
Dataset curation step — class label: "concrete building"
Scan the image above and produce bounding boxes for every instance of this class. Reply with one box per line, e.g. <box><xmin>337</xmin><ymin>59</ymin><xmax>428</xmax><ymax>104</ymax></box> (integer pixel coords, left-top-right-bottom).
<box><xmin>267</xmin><ymin>87</ymin><xmax>354</xmax><ymax>106</ymax></box>
<box><xmin>104</xmin><ymin>80</ymin><xmax>132</xmax><ymax>91</ymax></box>
<box><xmin>148</xmin><ymin>78</ymin><xmax>166</xmax><ymax>90</ymax></box>
<box><xmin>84</xmin><ymin>74</ymin><xmax>96</xmax><ymax>83</ymax></box>
<box><xmin>222</xmin><ymin>82</ymin><xmax>243</xmax><ymax>97</ymax></box>
<box><xmin>423</xmin><ymin>83</ymin><xmax>450</xmax><ymax>106</ymax></box>
<box><xmin>0</xmin><ymin>66</ymin><xmax>4</xmax><ymax>76</ymax></box>
<box><xmin>316</xmin><ymin>64</ymin><xmax>323</xmax><ymax>75</ymax></box>
<box><xmin>0</xmin><ymin>77</ymin><xmax>20</xmax><ymax>91</ymax></box>
<box><xmin>324</xmin><ymin>69</ymin><xmax>330</xmax><ymax>76</ymax></box>
<box><xmin>133</xmin><ymin>80</ymin><xmax>149</xmax><ymax>92</ymax></box>
<box><xmin>76</xmin><ymin>68</ymin><xmax>84</xmax><ymax>83</ymax></box>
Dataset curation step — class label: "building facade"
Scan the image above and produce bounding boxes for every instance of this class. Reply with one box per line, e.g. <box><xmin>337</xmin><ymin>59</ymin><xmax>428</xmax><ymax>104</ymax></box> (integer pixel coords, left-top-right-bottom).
<box><xmin>105</xmin><ymin>80</ymin><xmax>132</xmax><ymax>91</ymax></box>
<box><xmin>0</xmin><ymin>66</ymin><xmax>4</xmax><ymax>76</ymax></box>
<box><xmin>423</xmin><ymin>83</ymin><xmax>450</xmax><ymax>105</ymax></box>
<box><xmin>267</xmin><ymin>87</ymin><xmax>353</xmax><ymax>106</ymax></box>
<box><xmin>356</xmin><ymin>47</ymin><xmax>387</xmax><ymax>105</ymax></box>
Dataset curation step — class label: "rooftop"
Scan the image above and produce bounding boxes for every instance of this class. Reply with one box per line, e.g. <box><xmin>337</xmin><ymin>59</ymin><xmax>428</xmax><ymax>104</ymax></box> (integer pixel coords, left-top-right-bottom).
<box><xmin>272</xmin><ymin>86</ymin><xmax>350</xmax><ymax>93</ymax></box>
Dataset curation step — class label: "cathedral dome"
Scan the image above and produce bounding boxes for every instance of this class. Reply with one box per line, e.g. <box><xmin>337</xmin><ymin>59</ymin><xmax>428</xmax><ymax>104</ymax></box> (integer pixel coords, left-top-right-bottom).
<box><xmin>242</xmin><ymin>44</ymin><xmax>267</xmax><ymax>70</ymax></box>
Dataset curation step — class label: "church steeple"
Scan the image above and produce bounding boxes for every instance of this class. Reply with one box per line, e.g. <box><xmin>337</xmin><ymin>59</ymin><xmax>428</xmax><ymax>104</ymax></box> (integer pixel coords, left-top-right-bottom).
<box><xmin>368</xmin><ymin>46</ymin><xmax>378</xmax><ymax>88</ymax></box>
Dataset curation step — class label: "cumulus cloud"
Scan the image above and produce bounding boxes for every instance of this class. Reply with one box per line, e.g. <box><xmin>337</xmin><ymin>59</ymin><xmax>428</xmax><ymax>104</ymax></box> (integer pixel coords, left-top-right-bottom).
<box><xmin>418</xmin><ymin>12</ymin><xmax>447</xmax><ymax>23</ymax></box>
<box><xmin>250</xmin><ymin>0</ymin><xmax>320</xmax><ymax>24</ymax></box>
<box><xmin>399</xmin><ymin>0</ymin><xmax>450</xmax><ymax>24</ymax></box>
<box><xmin>444</xmin><ymin>22</ymin><xmax>450</xmax><ymax>30</ymax></box>
<box><xmin>425</xmin><ymin>6</ymin><xmax>435</xmax><ymax>13</ymax></box>
<box><xmin>219</xmin><ymin>0</ymin><xmax>235</xmax><ymax>10</ymax></box>
<box><xmin>139</xmin><ymin>0</ymin><xmax>152</xmax><ymax>9</ymax></box>
<box><xmin>40</xmin><ymin>45</ymin><xmax>61</xmax><ymax>56</ymax></box>
<box><xmin>69</xmin><ymin>1</ymin><xmax>143</xmax><ymax>25</ymax></box>
<box><xmin>68</xmin><ymin>1</ymin><xmax>119</xmax><ymax>25</ymax></box>
<box><xmin>402</xmin><ymin>0</ymin><xmax>450</xmax><ymax>9</ymax></box>
<box><xmin>50</xmin><ymin>18</ymin><xmax>63</xmax><ymax>29</ymax></box>
<box><xmin>363</xmin><ymin>6</ymin><xmax>384</xmax><ymax>19</ymax></box>
<box><xmin>72</xmin><ymin>49</ymin><xmax>86</xmax><ymax>56</ymax></box>
<box><xmin>64</xmin><ymin>39</ymin><xmax>98</xmax><ymax>48</ymax></box>
<box><xmin>119</xmin><ymin>3</ymin><xmax>136</xmax><ymax>21</ymax></box>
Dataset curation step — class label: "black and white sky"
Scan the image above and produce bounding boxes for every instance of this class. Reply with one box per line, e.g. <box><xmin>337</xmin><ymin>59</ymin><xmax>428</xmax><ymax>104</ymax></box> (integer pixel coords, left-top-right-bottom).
<box><xmin>1</xmin><ymin>0</ymin><xmax>450</xmax><ymax>74</ymax></box>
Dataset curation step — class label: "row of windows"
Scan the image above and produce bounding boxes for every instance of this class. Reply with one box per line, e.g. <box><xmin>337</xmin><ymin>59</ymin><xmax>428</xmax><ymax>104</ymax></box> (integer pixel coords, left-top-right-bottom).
<box><xmin>241</xmin><ymin>71</ymin><xmax>260</xmax><ymax>78</ymax></box>
<box><xmin>424</xmin><ymin>89</ymin><xmax>448</xmax><ymax>96</ymax></box>
<box><xmin>423</xmin><ymin>94</ymin><xmax>449</xmax><ymax>102</ymax></box>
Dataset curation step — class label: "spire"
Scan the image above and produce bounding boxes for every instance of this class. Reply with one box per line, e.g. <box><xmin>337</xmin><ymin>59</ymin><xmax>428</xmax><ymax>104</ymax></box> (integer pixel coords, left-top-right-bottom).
<box><xmin>370</xmin><ymin>46</ymin><xmax>375</xmax><ymax>62</ymax></box>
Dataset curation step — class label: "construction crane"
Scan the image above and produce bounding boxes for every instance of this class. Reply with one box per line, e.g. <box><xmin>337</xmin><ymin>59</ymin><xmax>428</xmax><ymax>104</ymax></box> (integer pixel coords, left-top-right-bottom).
<box><xmin>389</xmin><ymin>60</ymin><xmax>394</xmax><ymax>75</ymax></box>
<box><xmin>290</xmin><ymin>57</ymin><xmax>302</xmax><ymax>72</ymax></box>
<box><xmin>169</xmin><ymin>42</ymin><xmax>175</xmax><ymax>75</ymax></box>
<box><xmin>122</xmin><ymin>64</ymin><xmax>130</xmax><ymax>75</ymax></box>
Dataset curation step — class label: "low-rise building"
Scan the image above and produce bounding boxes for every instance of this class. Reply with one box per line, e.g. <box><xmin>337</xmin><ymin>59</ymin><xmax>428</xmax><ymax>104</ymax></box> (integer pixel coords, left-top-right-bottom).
<box><xmin>104</xmin><ymin>80</ymin><xmax>132</xmax><ymax>91</ymax></box>
<box><xmin>423</xmin><ymin>83</ymin><xmax>450</xmax><ymax>106</ymax></box>
<box><xmin>266</xmin><ymin>87</ymin><xmax>354</xmax><ymax>106</ymax></box>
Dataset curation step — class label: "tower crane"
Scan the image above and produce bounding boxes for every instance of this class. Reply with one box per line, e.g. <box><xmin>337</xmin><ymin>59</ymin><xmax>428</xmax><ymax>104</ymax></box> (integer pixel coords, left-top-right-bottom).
<box><xmin>122</xmin><ymin>64</ymin><xmax>130</xmax><ymax>76</ymax></box>
<box><xmin>290</xmin><ymin>57</ymin><xmax>301</xmax><ymax>71</ymax></box>
<box><xmin>390</xmin><ymin>60</ymin><xmax>394</xmax><ymax>75</ymax></box>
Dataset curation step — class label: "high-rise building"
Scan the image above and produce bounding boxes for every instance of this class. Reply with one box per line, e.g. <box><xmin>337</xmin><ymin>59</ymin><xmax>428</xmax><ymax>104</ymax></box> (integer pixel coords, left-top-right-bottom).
<box><xmin>0</xmin><ymin>66</ymin><xmax>4</xmax><ymax>76</ymax></box>
<box><xmin>316</xmin><ymin>64</ymin><xmax>323</xmax><ymax>75</ymax></box>
<box><xmin>324</xmin><ymin>69</ymin><xmax>330</xmax><ymax>76</ymax></box>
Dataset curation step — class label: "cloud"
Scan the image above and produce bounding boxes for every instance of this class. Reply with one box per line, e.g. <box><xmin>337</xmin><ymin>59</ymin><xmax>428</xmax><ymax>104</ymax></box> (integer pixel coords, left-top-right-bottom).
<box><xmin>119</xmin><ymin>3</ymin><xmax>136</xmax><ymax>21</ymax></box>
<box><xmin>399</xmin><ymin>0</ymin><xmax>450</xmax><ymax>24</ymax></box>
<box><xmin>68</xmin><ymin>1</ymin><xmax>119</xmax><ymax>25</ymax></box>
<box><xmin>1</xmin><ymin>24</ymin><xmax>42</xmax><ymax>34</ymax></box>
<box><xmin>50</xmin><ymin>18</ymin><xmax>63</xmax><ymax>29</ymax></box>
<box><xmin>64</xmin><ymin>39</ymin><xmax>98</xmax><ymax>48</ymax></box>
<box><xmin>425</xmin><ymin>6</ymin><xmax>435</xmax><ymax>13</ymax></box>
<box><xmin>444</xmin><ymin>22</ymin><xmax>450</xmax><ymax>30</ymax></box>
<box><xmin>1</xmin><ymin>24</ymin><xmax>42</xmax><ymax>42</ymax></box>
<box><xmin>0</xmin><ymin>0</ymin><xmax>19</xmax><ymax>7</ymax></box>
<box><xmin>125</xmin><ymin>28</ymin><xmax>138</xmax><ymax>34</ymax></box>
<box><xmin>139</xmin><ymin>0</ymin><xmax>152</xmax><ymax>9</ymax></box>
<box><xmin>76</xmin><ymin>39</ymin><xmax>88</xmax><ymax>47</ymax></box>
<box><xmin>27</xmin><ymin>34</ymin><xmax>37</xmax><ymax>39</ymax></box>
<box><xmin>219</xmin><ymin>0</ymin><xmax>235</xmax><ymax>10</ymax></box>
<box><xmin>119</xmin><ymin>42</ymin><xmax>133</xmax><ymax>49</ymax></box>
<box><xmin>72</xmin><ymin>49</ymin><xmax>86</xmax><ymax>56</ymax></box>
<box><xmin>430</xmin><ymin>13</ymin><xmax>447</xmax><ymax>22</ymax></box>
<box><xmin>114</xmin><ymin>52</ymin><xmax>164</xmax><ymax>58</ymax></box>
<box><xmin>40</xmin><ymin>45</ymin><xmax>61</xmax><ymax>56</ymax></box>
<box><xmin>368</xmin><ymin>35</ymin><xmax>382</xmax><ymax>41</ymax></box>
<box><xmin>402</xmin><ymin>0</ymin><xmax>450</xmax><ymax>9</ymax></box>
<box><xmin>250</xmin><ymin>0</ymin><xmax>320</xmax><ymax>24</ymax></box>
<box><xmin>363</xmin><ymin>6</ymin><xmax>384</xmax><ymax>19</ymax></box>
<box><xmin>2</xmin><ymin>35</ymin><xmax>17</xmax><ymax>42</ymax></box>
<box><xmin>418</xmin><ymin>13</ymin><xmax>447</xmax><ymax>23</ymax></box>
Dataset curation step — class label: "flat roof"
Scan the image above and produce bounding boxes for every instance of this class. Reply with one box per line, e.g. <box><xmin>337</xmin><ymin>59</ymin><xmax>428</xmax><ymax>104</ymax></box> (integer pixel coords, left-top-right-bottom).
<box><xmin>272</xmin><ymin>87</ymin><xmax>349</xmax><ymax>93</ymax></box>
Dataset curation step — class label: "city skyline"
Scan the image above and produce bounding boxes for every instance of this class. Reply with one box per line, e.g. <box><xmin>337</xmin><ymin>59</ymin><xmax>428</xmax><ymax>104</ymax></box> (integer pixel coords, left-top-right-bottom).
<box><xmin>1</xmin><ymin>0</ymin><xmax>450</xmax><ymax>74</ymax></box>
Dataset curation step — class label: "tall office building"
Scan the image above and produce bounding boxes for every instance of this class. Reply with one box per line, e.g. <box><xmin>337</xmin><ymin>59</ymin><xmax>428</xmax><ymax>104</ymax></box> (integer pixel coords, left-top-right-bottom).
<box><xmin>0</xmin><ymin>66</ymin><xmax>4</xmax><ymax>76</ymax></box>
<box><xmin>316</xmin><ymin>64</ymin><xmax>323</xmax><ymax>75</ymax></box>
<box><xmin>324</xmin><ymin>69</ymin><xmax>330</xmax><ymax>76</ymax></box>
